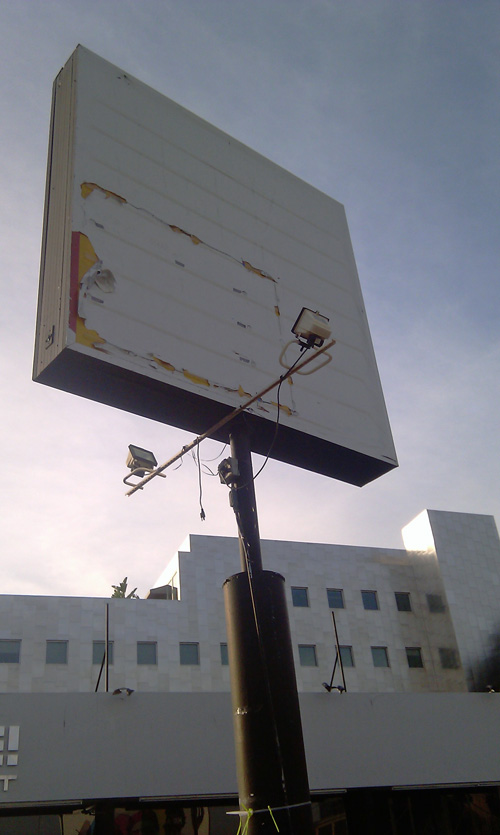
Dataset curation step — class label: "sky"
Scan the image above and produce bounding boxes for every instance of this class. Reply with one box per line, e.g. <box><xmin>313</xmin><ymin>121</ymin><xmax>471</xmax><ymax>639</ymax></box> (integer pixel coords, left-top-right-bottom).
<box><xmin>1</xmin><ymin>0</ymin><xmax>499</xmax><ymax>598</ymax></box>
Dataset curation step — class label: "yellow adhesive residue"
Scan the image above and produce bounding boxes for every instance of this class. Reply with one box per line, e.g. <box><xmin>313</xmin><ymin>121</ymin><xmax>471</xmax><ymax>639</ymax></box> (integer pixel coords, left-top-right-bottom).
<box><xmin>271</xmin><ymin>402</ymin><xmax>293</xmax><ymax>416</ymax></box>
<box><xmin>242</xmin><ymin>260</ymin><xmax>275</xmax><ymax>282</ymax></box>
<box><xmin>183</xmin><ymin>369</ymin><xmax>210</xmax><ymax>387</ymax></box>
<box><xmin>238</xmin><ymin>384</ymin><xmax>251</xmax><ymax>398</ymax></box>
<box><xmin>76</xmin><ymin>320</ymin><xmax>107</xmax><ymax>348</ymax></box>
<box><xmin>151</xmin><ymin>356</ymin><xmax>175</xmax><ymax>373</ymax></box>
<box><xmin>274</xmin><ymin>305</ymin><xmax>280</xmax><ymax>316</ymax></box>
<box><xmin>81</xmin><ymin>182</ymin><xmax>127</xmax><ymax>203</ymax></box>
<box><xmin>78</xmin><ymin>232</ymin><xmax>99</xmax><ymax>277</ymax></box>
<box><xmin>170</xmin><ymin>225</ymin><xmax>201</xmax><ymax>245</ymax></box>
<box><xmin>75</xmin><ymin>233</ymin><xmax>107</xmax><ymax>349</ymax></box>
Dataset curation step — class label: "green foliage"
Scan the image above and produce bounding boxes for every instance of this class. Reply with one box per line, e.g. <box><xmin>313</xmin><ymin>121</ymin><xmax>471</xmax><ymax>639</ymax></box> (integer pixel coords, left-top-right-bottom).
<box><xmin>111</xmin><ymin>577</ymin><xmax>139</xmax><ymax>599</ymax></box>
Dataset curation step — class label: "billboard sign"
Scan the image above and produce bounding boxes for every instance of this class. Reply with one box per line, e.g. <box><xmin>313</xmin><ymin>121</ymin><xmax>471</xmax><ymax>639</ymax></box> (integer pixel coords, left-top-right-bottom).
<box><xmin>34</xmin><ymin>46</ymin><xmax>397</xmax><ymax>486</ymax></box>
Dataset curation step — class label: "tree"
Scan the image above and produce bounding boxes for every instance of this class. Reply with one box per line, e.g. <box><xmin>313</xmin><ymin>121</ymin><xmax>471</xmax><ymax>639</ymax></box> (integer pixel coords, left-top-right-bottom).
<box><xmin>111</xmin><ymin>577</ymin><xmax>139</xmax><ymax>599</ymax></box>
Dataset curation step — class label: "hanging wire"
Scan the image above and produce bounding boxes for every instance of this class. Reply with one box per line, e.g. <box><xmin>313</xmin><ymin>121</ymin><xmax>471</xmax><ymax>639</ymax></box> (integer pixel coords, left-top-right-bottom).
<box><xmin>252</xmin><ymin>345</ymin><xmax>311</xmax><ymax>482</ymax></box>
<box><xmin>196</xmin><ymin>445</ymin><xmax>206</xmax><ymax>521</ymax></box>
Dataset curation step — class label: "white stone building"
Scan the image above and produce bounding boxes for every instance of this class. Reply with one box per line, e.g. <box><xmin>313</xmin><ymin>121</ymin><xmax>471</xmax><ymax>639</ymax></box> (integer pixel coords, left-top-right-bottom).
<box><xmin>1</xmin><ymin>509</ymin><xmax>499</xmax><ymax>696</ymax></box>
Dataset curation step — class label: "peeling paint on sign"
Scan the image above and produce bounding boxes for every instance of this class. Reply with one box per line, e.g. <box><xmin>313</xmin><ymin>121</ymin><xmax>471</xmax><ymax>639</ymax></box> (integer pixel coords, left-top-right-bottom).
<box><xmin>80</xmin><ymin>182</ymin><xmax>279</xmax><ymax>284</ymax></box>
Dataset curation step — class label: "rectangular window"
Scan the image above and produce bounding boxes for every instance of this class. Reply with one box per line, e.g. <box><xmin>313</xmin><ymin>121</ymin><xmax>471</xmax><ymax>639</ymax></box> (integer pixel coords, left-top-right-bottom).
<box><xmin>179</xmin><ymin>642</ymin><xmax>200</xmax><ymax>665</ymax></box>
<box><xmin>137</xmin><ymin>641</ymin><xmax>157</xmax><ymax>665</ymax></box>
<box><xmin>439</xmin><ymin>648</ymin><xmax>460</xmax><ymax>669</ymax></box>
<box><xmin>371</xmin><ymin>646</ymin><xmax>389</xmax><ymax>668</ymax></box>
<box><xmin>291</xmin><ymin>587</ymin><xmax>309</xmax><ymax>607</ymax></box>
<box><xmin>46</xmin><ymin>640</ymin><xmax>68</xmax><ymax>664</ymax></box>
<box><xmin>92</xmin><ymin>641</ymin><xmax>114</xmax><ymax>665</ymax></box>
<box><xmin>406</xmin><ymin>647</ymin><xmax>424</xmax><ymax>668</ymax></box>
<box><xmin>0</xmin><ymin>640</ymin><xmax>21</xmax><ymax>663</ymax></box>
<box><xmin>327</xmin><ymin>589</ymin><xmax>345</xmax><ymax>609</ymax></box>
<box><xmin>395</xmin><ymin>592</ymin><xmax>412</xmax><ymax>612</ymax></box>
<box><xmin>427</xmin><ymin>593</ymin><xmax>446</xmax><ymax>613</ymax></box>
<box><xmin>339</xmin><ymin>646</ymin><xmax>354</xmax><ymax>668</ymax></box>
<box><xmin>362</xmin><ymin>590</ymin><xmax>379</xmax><ymax>610</ymax></box>
<box><xmin>298</xmin><ymin>645</ymin><xmax>317</xmax><ymax>666</ymax></box>
<box><xmin>220</xmin><ymin>643</ymin><xmax>229</xmax><ymax>666</ymax></box>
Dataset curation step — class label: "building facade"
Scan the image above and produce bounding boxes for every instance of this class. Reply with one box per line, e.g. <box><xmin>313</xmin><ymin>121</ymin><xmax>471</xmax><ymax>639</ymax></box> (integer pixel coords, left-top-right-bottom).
<box><xmin>1</xmin><ymin>509</ymin><xmax>499</xmax><ymax>696</ymax></box>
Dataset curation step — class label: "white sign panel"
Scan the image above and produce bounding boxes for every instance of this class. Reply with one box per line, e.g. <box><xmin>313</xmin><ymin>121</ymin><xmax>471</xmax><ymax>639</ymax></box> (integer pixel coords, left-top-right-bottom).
<box><xmin>34</xmin><ymin>46</ymin><xmax>397</xmax><ymax>485</ymax></box>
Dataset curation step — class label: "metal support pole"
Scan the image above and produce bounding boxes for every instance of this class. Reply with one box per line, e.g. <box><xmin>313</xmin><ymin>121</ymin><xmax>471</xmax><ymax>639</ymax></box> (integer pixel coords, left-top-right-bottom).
<box><xmin>229</xmin><ymin>422</ymin><xmax>263</xmax><ymax>574</ymax></box>
<box><xmin>223</xmin><ymin>419</ymin><xmax>313</xmax><ymax>834</ymax></box>
<box><xmin>104</xmin><ymin>603</ymin><xmax>109</xmax><ymax>693</ymax></box>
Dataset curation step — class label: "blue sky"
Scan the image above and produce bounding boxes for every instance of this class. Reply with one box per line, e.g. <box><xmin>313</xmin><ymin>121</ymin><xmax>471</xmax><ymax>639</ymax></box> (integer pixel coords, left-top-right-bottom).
<box><xmin>1</xmin><ymin>1</ymin><xmax>499</xmax><ymax>597</ymax></box>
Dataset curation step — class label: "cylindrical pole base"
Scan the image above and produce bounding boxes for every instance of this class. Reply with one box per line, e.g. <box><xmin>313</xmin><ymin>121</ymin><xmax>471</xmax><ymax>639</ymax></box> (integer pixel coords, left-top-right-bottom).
<box><xmin>224</xmin><ymin>570</ymin><xmax>312</xmax><ymax>834</ymax></box>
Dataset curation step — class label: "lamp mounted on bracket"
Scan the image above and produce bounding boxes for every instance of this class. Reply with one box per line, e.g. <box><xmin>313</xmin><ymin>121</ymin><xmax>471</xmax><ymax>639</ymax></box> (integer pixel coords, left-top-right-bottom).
<box><xmin>123</xmin><ymin>444</ymin><xmax>166</xmax><ymax>487</ymax></box>
<box><xmin>279</xmin><ymin>307</ymin><xmax>335</xmax><ymax>374</ymax></box>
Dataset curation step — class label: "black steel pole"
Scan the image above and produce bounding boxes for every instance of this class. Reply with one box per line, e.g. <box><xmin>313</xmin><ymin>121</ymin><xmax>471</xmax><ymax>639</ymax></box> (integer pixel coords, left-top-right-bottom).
<box><xmin>223</xmin><ymin>419</ymin><xmax>313</xmax><ymax>834</ymax></box>
<box><xmin>229</xmin><ymin>424</ymin><xmax>263</xmax><ymax>575</ymax></box>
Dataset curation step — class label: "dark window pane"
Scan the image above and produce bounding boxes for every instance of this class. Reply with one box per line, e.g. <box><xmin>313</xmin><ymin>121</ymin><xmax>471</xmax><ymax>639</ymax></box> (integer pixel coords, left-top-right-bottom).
<box><xmin>0</xmin><ymin>640</ymin><xmax>21</xmax><ymax>663</ymax></box>
<box><xmin>327</xmin><ymin>589</ymin><xmax>344</xmax><ymax>609</ymax></box>
<box><xmin>427</xmin><ymin>594</ymin><xmax>446</xmax><ymax>613</ymax></box>
<box><xmin>395</xmin><ymin>592</ymin><xmax>412</xmax><ymax>612</ymax></box>
<box><xmin>137</xmin><ymin>641</ymin><xmax>157</xmax><ymax>665</ymax></box>
<box><xmin>362</xmin><ymin>590</ymin><xmax>379</xmax><ymax>610</ymax></box>
<box><xmin>371</xmin><ymin>646</ymin><xmax>389</xmax><ymax>667</ymax></box>
<box><xmin>299</xmin><ymin>645</ymin><xmax>317</xmax><ymax>666</ymax></box>
<box><xmin>179</xmin><ymin>642</ymin><xmax>199</xmax><ymax>665</ymax></box>
<box><xmin>220</xmin><ymin>643</ymin><xmax>229</xmax><ymax>666</ymax></box>
<box><xmin>46</xmin><ymin>641</ymin><xmax>68</xmax><ymax>664</ymax></box>
<box><xmin>406</xmin><ymin>647</ymin><xmax>424</xmax><ymax>668</ymax></box>
<box><xmin>439</xmin><ymin>648</ymin><xmax>460</xmax><ymax>669</ymax></box>
<box><xmin>339</xmin><ymin>646</ymin><xmax>354</xmax><ymax>667</ymax></box>
<box><xmin>292</xmin><ymin>587</ymin><xmax>309</xmax><ymax>607</ymax></box>
<box><xmin>92</xmin><ymin>641</ymin><xmax>114</xmax><ymax>665</ymax></box>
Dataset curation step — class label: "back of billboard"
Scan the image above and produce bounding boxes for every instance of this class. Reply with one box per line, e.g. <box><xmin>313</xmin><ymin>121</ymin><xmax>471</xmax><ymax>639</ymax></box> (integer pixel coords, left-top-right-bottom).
<box><xmin>34</xmin><ymin>46</ymin><xmax>397</xmax><ymax>486</ymax></box>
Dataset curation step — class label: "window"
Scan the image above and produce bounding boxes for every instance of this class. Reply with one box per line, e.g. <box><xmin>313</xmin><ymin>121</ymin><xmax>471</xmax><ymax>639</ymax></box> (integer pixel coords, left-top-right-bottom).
<box><xmin>291</xmin><ymin>587</ymin><xmax>309</xmax><ymax>607</ymax></box>
<box><xmin>395</xmin><ymin>592</ymin><xmax>412</xmax><ymax>612</ymax></box>
<box><xmin>46</xmin><ymin>640</ymin><xmax>68</xmax><ymax>664</ymax></box>
<box><xmin>327</xmin><ymin>589</ymin><xmax>344</xmax><ymax>609</ymax></box>
<box><xmin>298</xmin><ymin>645</ymin><xmax>317</xmax><ymax>666</ymax></box>
<box><xmin>0</xmin><ymin>640</ymin><xmax>21</xmax><ymax>663</ymax></box>
<box><xmin>339</xmin><ymin>646</ymin><xmax>354</xmax><ymax>667</ymax></box>
<box><xmin>439</xmin><ymin>648</ymin><xmax>460</xmax><ymax>669</ymax></box>
<box><xmin>179</xmin><ymin>642</ymin><xmax>200</xmax><ymax>665</ymax></box>
<box><xmin>371</xmin><ymin>646</ymin><xmax>389</xmax><ymax>667</ymax></box>
<box><xmin>92</xmin><ymin>641</ymin><xmax>114</xmax><ymax>665</ymax></box>
<box><xmin>427</xmin><ymin>593</ymin><xmax>446</xmax><ymax>613</ymax></box>
<box><xmin>137</xmin><ymin>641</ymin><xmax>157</xmax><ymax>665</ymax></box>
<box><xmin>361</xmin><ymin>590</ymin><xmax>379</xmax><ymax>610</ymax></box>
<box><xmin>406</xmin><ymin>647</ymin><xmax>424</xmax><ymax>668</ymax></box>
<box><xmin>220</xmin><ymin>643</ymin><xmax>229</xmax><ymax>666</ymax></box>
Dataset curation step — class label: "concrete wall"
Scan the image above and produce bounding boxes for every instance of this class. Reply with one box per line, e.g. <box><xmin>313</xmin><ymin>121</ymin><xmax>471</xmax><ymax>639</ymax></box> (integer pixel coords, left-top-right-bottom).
<box><xmin>0</xmin><ymin>691</ymin><xmax>499</xmax><ymax>808</ymax></box>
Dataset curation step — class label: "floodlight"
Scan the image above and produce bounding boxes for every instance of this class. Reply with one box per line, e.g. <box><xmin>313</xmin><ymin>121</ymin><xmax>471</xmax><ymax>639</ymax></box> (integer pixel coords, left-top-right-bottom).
<box><xmin>126</xmin><ymin>445</ymin><xmax>158</xmax><ymax>477</ymax></box>
<box><xmin>291</xmin><ymin>308</ymin><xmax>331</xmax><ymax>348</ymax></box>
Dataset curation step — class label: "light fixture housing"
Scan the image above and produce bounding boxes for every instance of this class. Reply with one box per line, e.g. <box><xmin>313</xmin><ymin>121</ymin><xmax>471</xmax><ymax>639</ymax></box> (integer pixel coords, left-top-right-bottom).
<box><xmin>291</xmin><ymin>308</ymin><xmax>331</xmax><ymax>347</ymax></box>
<box><xmin>126</xmin><ymin>445</ymin><xmax>158</xmax><ymax>477</ymax></box>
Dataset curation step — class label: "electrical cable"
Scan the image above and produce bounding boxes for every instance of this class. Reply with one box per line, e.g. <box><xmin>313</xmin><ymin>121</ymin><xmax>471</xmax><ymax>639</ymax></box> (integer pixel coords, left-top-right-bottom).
<box><xmin>196</xmin><ymin>445</ymin><xmax>206</xmax><ymax>521</ymax></box>
<box><xmin>252</xmin><ymin>344</ymin><xmax>311</xmax><ymax>482</ymax></box>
